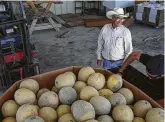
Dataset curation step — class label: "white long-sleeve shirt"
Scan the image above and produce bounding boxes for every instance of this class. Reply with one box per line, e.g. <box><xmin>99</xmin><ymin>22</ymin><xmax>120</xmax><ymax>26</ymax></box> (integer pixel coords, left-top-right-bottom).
<box><xmin>97</xmin><ymin>24</ymin><xmax>133</xmax><ymax>61</ymax></box>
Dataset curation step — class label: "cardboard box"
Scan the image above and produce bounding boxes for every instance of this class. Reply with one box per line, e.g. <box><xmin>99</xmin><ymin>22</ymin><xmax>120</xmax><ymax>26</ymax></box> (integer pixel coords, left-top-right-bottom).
<box><xmin>134</xmin><ymin>5</ymin><xmax>147</xmax><ymax>21</ymax></box>
<box><xmin>134</xmin><ymin>3</ymin><xmax>164</xmax><ymax>27</ymax></box>
<box><xmin>0</xmin><ymin>66</ymin><xmax>163</xmax><ymax>120</ymax></box>
<box><xmin>145</xmin><ymin>7</ymin><xmax>164</xmax><ymax>25</ymax></box>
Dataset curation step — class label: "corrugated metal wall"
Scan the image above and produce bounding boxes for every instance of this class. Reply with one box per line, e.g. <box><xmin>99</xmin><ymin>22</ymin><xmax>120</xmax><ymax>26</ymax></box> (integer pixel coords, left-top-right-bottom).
<box><xmin>51</xmin><ymin>1</ymin><xmax>75</xmax><ymax>15</ymax></box>
<box><xmin>43</xmin><ymin>1</ymin><xmax>104</xmax><ymax>15</ymax></box>
<box><xmin>42</xmin><ymin>1</ymin><xmax>75</xmax><ymax>15</ymax></box>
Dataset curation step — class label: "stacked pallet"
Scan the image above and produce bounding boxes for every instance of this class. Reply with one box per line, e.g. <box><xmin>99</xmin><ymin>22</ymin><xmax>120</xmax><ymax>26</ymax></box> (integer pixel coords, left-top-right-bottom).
<box><xmin>135</xmin><ymin>2</ymin><xmax>164</xmax><ymax>27</ymax></box>
<box><xmin>84</xmin><ymin>18</ymin><xmax>134</xmax><ymax>27</ymax></box>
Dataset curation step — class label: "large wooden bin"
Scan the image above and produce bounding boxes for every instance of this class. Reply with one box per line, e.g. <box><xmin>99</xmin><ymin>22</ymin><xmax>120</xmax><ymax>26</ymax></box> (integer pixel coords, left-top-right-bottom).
<box><xmin>0</xmin><ymin>66</ymin><xmax>163</xmax><ymax>120</ymax></box>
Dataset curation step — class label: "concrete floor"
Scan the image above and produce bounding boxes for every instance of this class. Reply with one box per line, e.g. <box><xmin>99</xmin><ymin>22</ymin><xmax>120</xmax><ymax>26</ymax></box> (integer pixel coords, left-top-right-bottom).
<box><xmin>32</xmin><ymin>22</ymin><xmax>164</xmax><ymax>76</ymax></box>
<box><xmin>0</xmin><ymin>21</ymin><xmax>164</xmax><ymax>95</ymax></box>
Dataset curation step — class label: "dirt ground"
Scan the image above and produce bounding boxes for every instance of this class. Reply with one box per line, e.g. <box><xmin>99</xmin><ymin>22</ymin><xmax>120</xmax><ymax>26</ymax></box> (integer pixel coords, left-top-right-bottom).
<box><xmin>32</xmin><ymin>22</ymin><xmax>164</xmax><ymax>75</ymax></box>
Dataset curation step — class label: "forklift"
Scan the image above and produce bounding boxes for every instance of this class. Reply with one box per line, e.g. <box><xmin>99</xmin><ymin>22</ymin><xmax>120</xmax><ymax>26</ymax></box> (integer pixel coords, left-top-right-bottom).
<box><xmin>0</xmin><ymin>1</ymin><xmax>40</xmax><ymax>91</ymax></box>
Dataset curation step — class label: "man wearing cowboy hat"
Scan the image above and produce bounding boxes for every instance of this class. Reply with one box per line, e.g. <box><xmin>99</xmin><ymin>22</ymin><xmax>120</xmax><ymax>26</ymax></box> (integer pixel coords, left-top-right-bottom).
<box><xmin>97</xmin><ymin>8</ymin><xmax>133</xmax><ymax>72</ymax></box>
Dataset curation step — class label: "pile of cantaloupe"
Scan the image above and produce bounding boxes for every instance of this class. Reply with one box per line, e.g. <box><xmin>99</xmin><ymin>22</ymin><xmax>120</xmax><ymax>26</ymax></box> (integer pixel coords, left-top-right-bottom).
<box><xmin>1</xmin><ymin>67</ymin><xmax>164</xmax><ymax>122</ymax></box>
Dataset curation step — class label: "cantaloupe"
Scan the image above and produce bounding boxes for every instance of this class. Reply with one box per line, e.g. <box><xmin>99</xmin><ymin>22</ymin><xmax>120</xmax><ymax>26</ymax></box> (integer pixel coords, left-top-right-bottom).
<box><xmin>25</xmin><ymin>116</ymin><xmax>45</xmax><ymax>122</ymax></box>
<box><xmin>108</xmin><ymin>93</ymin><xmax>126</xmax><ymax>107</ymax></box>
<box><xmin>33</xmin><ymin>99</ymin><xmax>38</xmax><ymax>105</ymax></box>
<box><xmin>87</xmin><ymin>73</ymin><xmax>105</xmax><ymax>90</ymax></box>
<box><xmin>128</xmin><ymin>105</ymin><xmax>133</xmax><ymax>110</ymax></box>
<box><xmin>85</xmin><ymin>120</ymin><xmax>99</xmax><ymax>122</ymax></box>
<box><xmin>89</xmin><ymin>96</ymin><xmax>111</xmax><ymax>115</ymax></box>
<box><xmin>14</xmin><ymin>88</ymin><xmax>36</xmax><ymax>105</ymax></box>
<box><xmin>133</xmin><ymin>100</ymin><xmax>152</xmax><ymax>117</ymax></box>
<box><xmin>16</xmin><ymin>104</ymin><xmax>38</xmax><ymax>122</ymax></box>
<box><xmin>107</xmin><ymin>74</ymin><xmax>123</xmax><ymax>92</ymax></box>
<box><xmin>33</xmin><ymin>105</ymin><xmax>40</xmax><ymax>112</ymax></box>
<box><xmin>80</xmin><ymin>86</ymin><xmax>99</xmax><ymax>101</ymax></box>
<box><xmin>19</xmin><ymin>79</ymin><xmax>39</xmax><ymax>94</ymax></box>
<box><xmin>58</xmin><ymin>113</ymin><xmax>76</xmax><ymax>122</ymax></box>
<box><xmin>2</xmin><ymin>117</ymin><xmax>16</xmax><ymax>122</ymax></box>
<box><xmin>78</xmin><ymin>67</ymin><xmax>95</xmax><ymax>82</ymax></box>
<box><xmin>38</xmin><ymin>91</ymin><xmax>59</xmax><ymax>109</ymax></box>
<box><xmin>65</xmin><ymin>72</ymin><xmax>76</xmax><ymax>80</ymax></box>
<box><xmin>59</xmin><ymin>87</ymin><xmax>77</xmax><ymax>105</ymax></box>
<box><xmin>1</xmin><ymin>100</ymin><xmax>19</xmax><ymax>117</ymax></box>
<box><xmin>112</xmin><ymin>104</ymin><xmax>134</xmax><ymax>122</ymax></box>
<box><xmin>133</xmin><ymin>117</ymin><xmax>145</xmax><ymax>122</ymax></box>
<box><xmin>51</xmin><ymin>86</ymin><xmax>59</xmax><ymax>93</ymax></box>
<box><xmin>57</xmin><ymin>105</ymin><xmax>71</xmax><ymax>118</ymax></box>
<box><xmin>118</xmin><ymin>88</ymin><xmax>134</xmax><ymax>104</ymax></box>
<box><xmin>99</xmin><ymin>89</ymin><xmax>113</xmax><ymax>99</ymax></box>
<box><xmin>71</xmin><ymin>100</ymin><xmax>95</xmax><ymax>121</ymax></box>
<box><xmin>37</xmin><ymin>88</ymin><xmax>50</xmax><ymax>99</ymax></box>
<box><xmin>55</xmin><ymin>72</ymin><xmax>76</xmax><ymax>89</ymax></box>
<box><xmin>145</xmin><ymin>108</ymin><xmax>164</xmax><ymax>122</ymax></box>
<box><xmin>97</xmin><ymin>115</ymin><xmax>114</xmax><ymax>122</ymax></box>
<box><xmin>74</xmin><ymin>81</ymin><xmax>87</xmax><ymax>94</ymax></box>
<box><xmin>39</xmin><ymin>107</ymin><xmax>57</xmax><ymax>122</ymax></box>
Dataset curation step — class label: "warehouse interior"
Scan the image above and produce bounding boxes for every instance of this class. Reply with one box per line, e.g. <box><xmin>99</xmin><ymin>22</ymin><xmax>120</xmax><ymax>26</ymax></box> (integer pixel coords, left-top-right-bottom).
<box><xmin>0</xmin><ymin>1</ymin><xmax>164</xmax><ymax>121</ymax></box>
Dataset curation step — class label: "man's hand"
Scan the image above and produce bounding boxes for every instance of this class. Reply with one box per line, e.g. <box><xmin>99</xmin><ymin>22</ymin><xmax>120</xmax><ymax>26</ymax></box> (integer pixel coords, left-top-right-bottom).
<box><xmin>97</xmin><ymin>59</ymin><xmax>103</xmax><ymax>66</ymax></box>
<box><xmin>117</xmin><ymin>71</ymin><xmax>123</xmax><ymax>77</ymax></box>
<box><xmin>117</xmin><ymin>69</ymin><xmax>123</xmax><ymax>76</ymax></box>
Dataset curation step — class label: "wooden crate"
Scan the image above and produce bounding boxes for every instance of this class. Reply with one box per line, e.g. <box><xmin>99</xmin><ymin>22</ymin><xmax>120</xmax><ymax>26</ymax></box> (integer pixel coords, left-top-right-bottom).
<box><xmin>135</xmin><ymin>0</ymin><xmax>148</xmax><ymax>4</ymax></box>
<box><xmin>84</xmin><ymin>18</ymin><xmax>134</xmax><ymax>27</ymax></box>
<box><xmin>0</xmin><ymin>66</ymin><xmax>163</xmax><ymax>120</ymax></box>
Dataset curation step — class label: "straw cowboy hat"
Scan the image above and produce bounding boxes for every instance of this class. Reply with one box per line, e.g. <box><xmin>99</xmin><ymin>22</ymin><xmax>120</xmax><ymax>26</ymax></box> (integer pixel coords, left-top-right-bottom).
<box><xmin>106</xmin><ymin>8</ymin><xmax>129</xmax><ymax>19</ymax></box>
